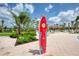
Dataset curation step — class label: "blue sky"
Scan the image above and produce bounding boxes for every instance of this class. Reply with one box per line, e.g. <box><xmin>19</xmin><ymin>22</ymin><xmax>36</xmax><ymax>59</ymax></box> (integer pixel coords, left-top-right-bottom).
<box><xmin>0</xmin><ymin>3</ymin><xmax>79</xmax><ymax>27</ymax></box>
<box><xmin>32</xmin><ymin>3</ymin><xmax>79</xmax><ymax>19</ymax></box>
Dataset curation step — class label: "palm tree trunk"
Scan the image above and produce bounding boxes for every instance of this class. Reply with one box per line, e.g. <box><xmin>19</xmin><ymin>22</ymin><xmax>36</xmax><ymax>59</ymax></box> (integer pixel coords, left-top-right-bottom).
<box><xmin>76</xmin><ymin>23</ymin><xmax>78</xmax><ymax>33</ymax></box>
<box><xmin>1</xmin><ymin>20</ymin><xmax>4</xmax><ymax>32</ymax></box>
<box><xmin>18</xmin><ymin>24</ymin><xmax>21</xmax><ymax>35</ymax></box>
<box><xmin>16</xmin><ymin>24</ymin><xmax>21</xmax><ymax>35</ymax></box>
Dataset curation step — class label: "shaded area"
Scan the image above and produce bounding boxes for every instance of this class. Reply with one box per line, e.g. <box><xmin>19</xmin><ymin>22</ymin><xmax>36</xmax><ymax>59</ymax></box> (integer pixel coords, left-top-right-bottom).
<box><xmin>15</xmin><ymin>40</ymin><xmax>38</xmax><ymax>46</ymax></box>
<box><xmin>28</xmin><ymin>49</ymin><xmax>53</xmax><ymax>56</ymax></box>
<box><xmin>29</xmin><ymin>49</ymin><xmax>40</xmax><ymax>55</ymax></box>
<box><xmin>3</xmin><ymin>52</ymin><xmax>11</xmax><ymax>55</ymax></box>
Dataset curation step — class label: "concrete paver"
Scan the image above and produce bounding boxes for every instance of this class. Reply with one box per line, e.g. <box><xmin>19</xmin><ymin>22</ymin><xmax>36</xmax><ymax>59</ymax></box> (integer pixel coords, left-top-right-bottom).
<box><xmin>0</xmin><ymin>32</ymin><xmax>79</xmax><ymax>56</ymax></box>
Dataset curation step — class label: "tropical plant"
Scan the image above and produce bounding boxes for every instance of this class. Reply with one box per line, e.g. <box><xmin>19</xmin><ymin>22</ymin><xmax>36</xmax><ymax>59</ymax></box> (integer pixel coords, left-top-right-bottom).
<box><xmin>9</xmin><ymin>10</ymin><xmax>30</xmax><ymax>35</ymax></box>
<box><xmin>68</xmin><ymin>23</ymin><xmax>70</xmax><ymax>32</ymax></box>
<box><xmin>1</xmin><ymin>20</ymin><xmax>4</xmax><ymax>32</ymax></box>
<box><xmin>19</xmin><ymin>12</ymin><xmax>31</xmax><ymax>32</ymax></box>
<box><xmin>71</xmin><ymin>21</ymin><xmax>74</xmax><ymax>30</ymax></box>
<box><xmin>32</xmin><ymin>18</ymin><xmax>39</xmax><ymax>29</ymax></box>
<box><xmin>75</xmin><ymin>16</ymin><xmax>79</xmax><ymax>32</ymax></box>
<box><xmin>63</xmin><ymin>23</ymin><xmax>66</xmax><ymax>31</ymax></box>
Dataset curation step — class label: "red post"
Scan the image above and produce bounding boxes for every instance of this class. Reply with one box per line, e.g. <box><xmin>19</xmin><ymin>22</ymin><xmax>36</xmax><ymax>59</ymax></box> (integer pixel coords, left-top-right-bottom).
<box><xmin>39</xmin><ymin>16</ymin><xmax>47</xmax><ymax>54</ymax></box>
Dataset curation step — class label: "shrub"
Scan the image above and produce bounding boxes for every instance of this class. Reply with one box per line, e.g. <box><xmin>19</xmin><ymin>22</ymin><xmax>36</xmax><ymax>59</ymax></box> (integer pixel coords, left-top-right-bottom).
<box><xmin>30</xmin><ymin>36</ymin><xmax>36</xmax><ymax>41</ymax></box>
<box><xmin>29</xmin><ymin>28</ymin><xmax>35</xmax><ymax>32</ymax></box>
<box><xmin>16</xmin><ymin>33</ymin><xmax>36</xmax><ymax>44</ymax></box>
<box><xmin>17</xmin><ymin>35</ymin><xmax>24</xmax><ymax>44</ymax></box>
<box><xmin>16</xmin><ymin>28</ymin><xmax>37</xmax><ymax>45</ymax></box>
<box><xmin>26</xmin><ymin>31</ymin><xmax>36</xmax><ymax>36</ymax></box>
<box><xmin>23</xmin><ymin>34</ymin><xmax>32</xmax><ymax>43</ymax></box>
<box><xmin>10</xmin><ymin>31</ymin><xmax>17</xmax><ymax>38</ymax></box>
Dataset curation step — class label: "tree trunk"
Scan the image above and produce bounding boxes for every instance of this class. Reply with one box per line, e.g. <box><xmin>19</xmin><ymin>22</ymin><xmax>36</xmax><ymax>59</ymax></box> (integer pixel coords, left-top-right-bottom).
<box><xmin>76</xmin><ymin>23</ymin><xmax>78</xmax><ymax>33</ymax></box>
<box><xmin>16</xmin><ymin>24</ymin><xmax>21</xmax><ymax>36</ymax></box>
<box><xmin>1</xmin><ymin>21</ymin><xmax>4</xmax><ymax>32</ymax></box>
<box><xmin>1</xmin><ymin>27</ymin><xmax>4</xmax><ymax>32</ymax></box>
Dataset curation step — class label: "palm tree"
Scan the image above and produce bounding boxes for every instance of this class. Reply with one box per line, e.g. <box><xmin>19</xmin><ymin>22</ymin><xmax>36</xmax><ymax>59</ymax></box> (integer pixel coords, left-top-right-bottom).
<box><xmin>33</xmin><ymin>18</ymin><xmax>39</xmax><ymax>29</ymax></box>
<box><xmin>56</xmin><ymin>24</ymin><xmax>58</xmax><ymax>30</ymax></box>
<box><xmin>68</xmin><ymin>23</ymin><xmax>70</xmax><ymax>32</ymax></box>
<box><xmin>71</xmin><ymin>21</ymin><xmax>75</xmax><ymax>33</ymax></box>
<box><xmin>1</xmin><ymin>20</ymin><xmax>4</xmax><ymax>32</ymax></box>
<box><xmin>4</xmin><ymin>3</ymin><xmax>31</xmax><ymax>35</ymax></box>
<box><xmin>75</xmin><ymin>16</ymin><xmax>79</xmax><ymax>32</ymax></box>
<box><xmin>9</xmin><ymin>10</ymin><xmax>30</xmax><ymax>35</ymax></box>
<box><xmin>9</xmin><ymin>11</ymin><xmax>20</xmax><ymax>35</ymax></box>
<box><xmin>71</xmin><ymin>21</ymin><xmax>74</xmax><ymax>28</ymax></box>
<box><xmin>63</xmin><ymin>23</ymin><xmax>66</xmax><ymax>31</ymax></box>
<box><xmin>19</xmin><ymin>12</ymin><xmax>31</xmax><ymax>32</ymax></box>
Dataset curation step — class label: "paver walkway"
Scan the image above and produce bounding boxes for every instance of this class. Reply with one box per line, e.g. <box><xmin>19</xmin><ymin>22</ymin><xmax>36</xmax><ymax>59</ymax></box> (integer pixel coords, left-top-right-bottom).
<box><xmin>46</xmin><ymin>32</ymin><xmax>79</xmax><ymax>56</ymax></box>
<box><xmin>0</xmin><ymin>32</ymin><xmax>79</xmax><ymax>56</ymax></box>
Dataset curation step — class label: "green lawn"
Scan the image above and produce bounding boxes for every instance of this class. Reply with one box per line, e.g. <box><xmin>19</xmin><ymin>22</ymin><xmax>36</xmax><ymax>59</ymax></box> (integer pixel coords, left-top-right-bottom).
<box><xmin>0</xmin><ymin>32</ymin><xmax>13</xmax><ymax>36</ymax></box>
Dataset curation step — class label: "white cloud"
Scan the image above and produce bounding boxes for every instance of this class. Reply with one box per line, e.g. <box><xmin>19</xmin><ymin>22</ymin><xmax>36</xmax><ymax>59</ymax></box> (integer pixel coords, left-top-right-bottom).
<box><xmin>0</xmin><ymin>3</ymin><xmax>8</xmax><ymax>7</ymax></box>
<box><xmin>49</xmin><ymin>16</ymin><xmax>61</xmax><ymax>23</ymax></box>
<box><xmin>74</xmin><ymin>7</ymin><xmax>79</xmax><ymax>16</ymax></box>
<box><xmin>25</xmin><ymin>4</ymin><xmax>34</xmax><ymax>14</ymax></box>
<box><xmin>45</xmin><ymin>8</ymin><xmax>49</xmax><ymax>12</ymax></box>
<box><xmin>0</xmin><ymin>7</ymin><xmax>15</xmax><ymax>28</ymax></box>
<box><xmin>45</xmin><ymin>4</ymin><xmax>53</xmax><ymax>12</ymax></box>
<box><xmin>37</xmin><ymin>18</ymin><xmax>40</xmax><ymax>21</ymax></box>
<box><xmin>58</xmin><ymin>10</ymin><xmax>75</xmax><ymax>23</ymax></box>
<box><xmin>48</xmin><ymin>7</ymin><xmax>79</xmax><ymax>25</ymax></box>
<box><xmin>12</xmin><ymin>3</ymin><xmax>24</xmax><ymax>16</ymax></box>
<box><xmin>12</xmin><ymin>3</ymin><xmax>34</xmax><ymax>15</ymax></box>
<box><xmin>0</xmin><ymin>3</ymin><xmax>34</xmax><ymax>28</ymax></box>
<box><xmin>13</xmin><ymin>3</ymin><xmax>23</xmax><ymax>12</ymax></box>
<box><xmin>4</xmin><ymin>3</ymin><xmax>8</xmax><ymax>7</ymax></box>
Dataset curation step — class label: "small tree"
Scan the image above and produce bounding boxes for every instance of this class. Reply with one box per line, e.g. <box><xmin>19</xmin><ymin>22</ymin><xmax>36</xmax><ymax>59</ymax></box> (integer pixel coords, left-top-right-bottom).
<box><xmin>75</xmin><ymin>16</ymin><xmax>79</xmax><ymax>32</ymax></box>
<box><xmin>63</xmin><ymin>23</ymin><xmax>66</xmax><ymax>31</ymax></box>
<box><xmin>9</xmin><ymin>11</ymin><xmax>31</xmax><ymax>35</ymax></box>
<box><xmin>71</xmin><ymin>21</ymin><xmax>74</xmax><ymax>30</ymax></box>
<box><xmin>19</xmin><ymin>12</ymin><xmax>31</xmax><ymax>32</ymax></box>
<box><xmin>1</xmin><ymin>20</ymin><xmax>4</xmax><ymax>32</ymax></box>
<box><xmin>68</xmin><ymin>23</ymin><xmax>70</xmax><ymax>32</ymax></box>
<box><xmin>32</xmin><ymin>18</ymin><xmax>39</xmax><ymax>29</ymax></box>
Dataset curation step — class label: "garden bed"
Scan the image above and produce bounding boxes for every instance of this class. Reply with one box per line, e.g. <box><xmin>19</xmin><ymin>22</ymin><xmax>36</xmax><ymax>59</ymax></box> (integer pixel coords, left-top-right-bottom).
<box><xmin>15</xmin><ymin>31</ymin><xmax>37</xmax><ymax>46</ymax></box>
